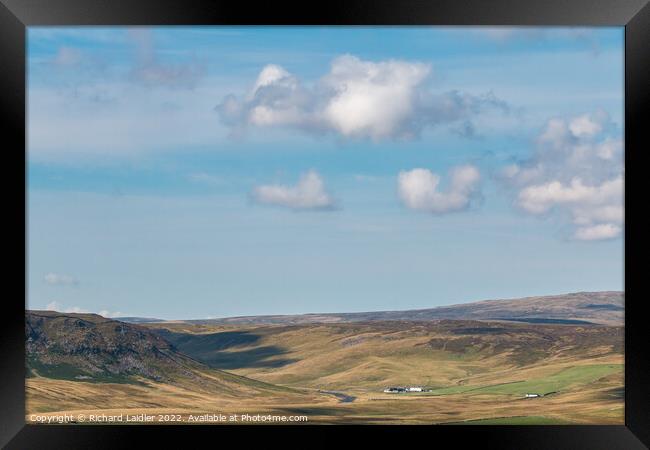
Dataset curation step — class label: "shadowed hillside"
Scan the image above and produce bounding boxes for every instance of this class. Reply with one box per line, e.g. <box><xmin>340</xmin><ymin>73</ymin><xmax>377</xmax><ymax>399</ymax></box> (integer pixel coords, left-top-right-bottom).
<box><xmin>150</xmin><ymin>319</ymin><xmax>623</xmax><ymax>392</ymax></box>
<box><xmin>26</xmin><ymin>311</ymin><xmax>305</xmax><ymax>397</ymax></box>
<box><xmin>25</xmin><ymin>296</ymin><xmax>625</xmax><ymax>424</ymax></box>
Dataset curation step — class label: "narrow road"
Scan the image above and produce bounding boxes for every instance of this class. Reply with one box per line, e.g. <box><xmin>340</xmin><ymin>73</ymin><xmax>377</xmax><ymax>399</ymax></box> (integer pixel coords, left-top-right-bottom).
<box><xmin>318</xmin><ymin>390</ymin><xmax>356</xmax><ymax>403</ymax></box>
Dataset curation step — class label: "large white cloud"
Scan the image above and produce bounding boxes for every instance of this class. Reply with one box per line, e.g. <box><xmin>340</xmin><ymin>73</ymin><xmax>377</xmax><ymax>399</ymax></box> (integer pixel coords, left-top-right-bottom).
<box><xmin>501</xmin><ymin>110</ymin><xmax>623</xmax><ymax>240</ymax></box>
<box><xmin>217</xmin><ymin>55</ymin><xmax>508</xmax><ymax>140</ymax></box>
<box><xmin>398</xmin><ymin>165</ymin><xmax>481</xmax><ymax>214</ymax></box>
<box><xmin>252</xmin><ymin>170</ymin><xmax>336</xmax><ymax>210</ymax></box>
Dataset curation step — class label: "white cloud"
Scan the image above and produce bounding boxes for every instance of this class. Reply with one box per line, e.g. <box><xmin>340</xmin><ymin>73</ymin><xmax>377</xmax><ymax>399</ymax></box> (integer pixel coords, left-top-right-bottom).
<box><xmin>98</xmin><ymin>309</ymin><xmax>124</xmax><ymax>318</ymax></box>
<box><xmin>574</xmin><ymin>224</ymin><xmax>621</xmax><ymax>241</ymax></box>
<box><xmin>127</xmin><ymin>29</ymin><xmax>205</xmax><ymax>89</ymax></box>
<box><xmin>595</xmin><ymin>138</ymin><xmax>622</xmax><ymax>160</ymax></box>
<box><xmin>44</xmin><ymin>273</ymin><xmax>79</xmax><ymax>286</ymax></box>
<box><xmin>217</xmin><ymin>55</ymin><xmax>508</xmax><ymax>140</ymax></box>
<box><xmin>45</xmin><ymin>301</ymin><xmax>62</xmax><ymax>311</ymax></box>
<box><xmin>398</xmin><ymin>165</ymin><xmax>481</xmax><ymax>214</ymax></box>
<box><xmin>321</xmin><ymin>56</ymin><xmax>430</xmax><ymax>138</ymax></box>
<box><xmin>252</xmin><ymin>170</ymin><xmax>336</xmax><ymax>210</ymax></box>
<box><xmin>517</xmin><ymin>176</ymin><xmax>622</xmax><ymax>215</ymax></box>
<box><xmin>43</xmin><ymin>301</ymin><xmax>122</xmax><ymax>317</ymax></box>
<box><xmin>251</xmin><ymin>64</ymin><xmax>293</xmax><ymax>95</ymax></box>
<box><xmin>569</xmin><ymin>113</ymin><xmax>604</xmax><ymax>138</ymax></box>
<box><xmin>500</xmin><ymin>110</ymin><xmax>623</xmax><ymax>240</ymax></box>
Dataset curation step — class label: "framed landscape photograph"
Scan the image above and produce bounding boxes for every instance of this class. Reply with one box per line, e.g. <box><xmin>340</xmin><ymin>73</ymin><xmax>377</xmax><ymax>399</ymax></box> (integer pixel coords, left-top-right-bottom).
<box><xmin>1</xmin><ymin>0</ymin><xmax>648</xmax><ymax>448</ymax></box>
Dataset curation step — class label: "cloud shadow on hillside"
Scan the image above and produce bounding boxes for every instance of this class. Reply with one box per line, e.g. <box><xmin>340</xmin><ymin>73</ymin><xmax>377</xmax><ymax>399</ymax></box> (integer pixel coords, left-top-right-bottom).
<box><xmin>155</xmin><ymin>329</ymin><xmax>299</xmax><ymax>369</ymax></box>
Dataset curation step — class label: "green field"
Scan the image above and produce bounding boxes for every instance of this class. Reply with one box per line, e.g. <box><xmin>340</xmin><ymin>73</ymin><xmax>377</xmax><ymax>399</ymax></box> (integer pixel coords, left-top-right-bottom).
<box><xmin>450</xmin><ymin>416</ymin><xmax>575</xmax><ymax>425</ymax></box>
<box><xmin>423</xmin><ymin>364</ymin><xmax>622</xmax><ymax>397</ymax></box>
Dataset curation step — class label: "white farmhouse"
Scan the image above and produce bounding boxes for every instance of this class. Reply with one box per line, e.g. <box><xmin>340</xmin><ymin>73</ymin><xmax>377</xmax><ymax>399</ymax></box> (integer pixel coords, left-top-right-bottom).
<box><xmin>383</xmin><ymin>387</ymin><xmax>407</xmax><ymax>393</ymax></box>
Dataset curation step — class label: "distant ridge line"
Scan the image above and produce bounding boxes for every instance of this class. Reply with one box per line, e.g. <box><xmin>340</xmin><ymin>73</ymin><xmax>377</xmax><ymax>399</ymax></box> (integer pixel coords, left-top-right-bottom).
<box><xmin>101</xmin><ymin>290</ymin><xmax>624</xmax><ymax>326</ymax></box>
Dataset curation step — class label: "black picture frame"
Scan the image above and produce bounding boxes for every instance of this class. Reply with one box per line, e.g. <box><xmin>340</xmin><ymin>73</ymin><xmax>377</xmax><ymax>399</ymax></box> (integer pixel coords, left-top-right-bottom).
<box><xmin>1</xmin><ymin>0</ymin><xmax>648</xmax><ymax>448</ymax></box>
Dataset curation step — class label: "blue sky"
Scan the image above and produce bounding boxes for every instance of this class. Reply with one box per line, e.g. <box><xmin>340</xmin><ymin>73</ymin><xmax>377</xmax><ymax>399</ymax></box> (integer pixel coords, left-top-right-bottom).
<box><xmin>27</xmin><ymin>27</ymin><xmax>624</xmax><ymax>319</ymax></box>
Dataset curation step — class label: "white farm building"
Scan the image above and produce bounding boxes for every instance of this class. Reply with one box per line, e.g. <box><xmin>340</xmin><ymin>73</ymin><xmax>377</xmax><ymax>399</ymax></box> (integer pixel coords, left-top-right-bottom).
<box><xmin>383</xmin><ymin>386</ymin><xmax>427</xmax><ymax>393</ymax></box>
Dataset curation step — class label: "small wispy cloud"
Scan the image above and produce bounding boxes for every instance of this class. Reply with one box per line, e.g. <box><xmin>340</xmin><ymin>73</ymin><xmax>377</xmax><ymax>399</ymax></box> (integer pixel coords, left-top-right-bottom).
<box><xmin>128</xmin><ymin>29</ymin><xmax>205</xmax><ymax>89</ymax></box>
<box><xmin>252</xmin><ymin>170</ymin><xmax>336</xmax><ymax>210</ymax></box>
<box><xmin>51</xmin><ymin>46</ymin><xmax>83</xmax><ymax>66</ymax></box>
<box><xmin>187</xmin><ymin>172</ymin><xmax>223</xmax><ymax>186</ymax></box>
<box><xmin>44</xmin><ymin>273</ymin><xmax>79</xmax><ymax>286</ymax></box>
<box><xmin>98</xmin><ymin>309</ymin><xmax>124</xmax><ymax>318</ymax></box>
<box><xmin>353</xmin><ymin>174</ymin><xmax>380</xmax><ymax>183</ymax></box>
<box><xmin>44</xmin><ymin>301</ymin><xmax>123</xmax><ymax>318</ymax></box>
<box><xmin>45</xmin><ymin>301</ymin><xmax>61</xmax><ymax>311</ymax></box>
<box><xmin>469</xmin><ymin>27</ymin><xmax>603</xmax><ymax>55</ymax></box>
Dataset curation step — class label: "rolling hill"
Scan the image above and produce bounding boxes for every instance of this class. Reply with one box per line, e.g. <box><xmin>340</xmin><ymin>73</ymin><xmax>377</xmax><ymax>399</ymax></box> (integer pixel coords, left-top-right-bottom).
<box><xmin>150</xmin><ymin>319</ymin><xmax>623</xmax><ymax>392</ymax></box>
<box><xmin>25</xmin><ymin>291</ymin><xmax>625</xmax><ymax>424</ymax></box>
<box><xmin>26</xmin><ymin>311</ymin><xmax>304</xmax><ymax>397</ymax></box>
<box><xmin>27</xmin><ymin>311</ymin><xmax>193</xmax><ymax>383</ymax></box>
<box><xmin>141</xmin><ymin>317</ymin><xmax>624</xmax><ymax>423</ymax></box>
<box><xmin>168</xmin><ymin>291</ymin><xmax>623</xmax><ymax>326</ymax></box>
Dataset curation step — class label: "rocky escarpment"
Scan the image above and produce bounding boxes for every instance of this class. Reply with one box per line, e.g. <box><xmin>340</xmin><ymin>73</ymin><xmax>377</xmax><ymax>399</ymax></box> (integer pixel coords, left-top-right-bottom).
<box><xmin>26</xmin><ymin>311</ymin><xmax>202</xmax><ymax>382</ymax></box>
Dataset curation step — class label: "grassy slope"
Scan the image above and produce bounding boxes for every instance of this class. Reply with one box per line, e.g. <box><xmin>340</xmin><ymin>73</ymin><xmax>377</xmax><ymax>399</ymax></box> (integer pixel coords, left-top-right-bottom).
<box><xmin>26</xmin><ymin>311</ymin><xmax>319</xmax><ymax>412</ymax></box>
<box><xmin>421</xmin><ymin>364</ymin><xmax>622</xmax><ymax>396</ymax></box>
<box><xmin>137</xmin><ymin>320</ymin><xmax>624</xmax><ymax>424</ymax></box>
<box><xmin>150</xmin><ymin>321</ymin><xmax>623</xmax><ymax>391</ymax></box>
<box><xmin>26</xmin><ymin>316</ymin><xmax>624</xmax><ymax>424</ymax></box>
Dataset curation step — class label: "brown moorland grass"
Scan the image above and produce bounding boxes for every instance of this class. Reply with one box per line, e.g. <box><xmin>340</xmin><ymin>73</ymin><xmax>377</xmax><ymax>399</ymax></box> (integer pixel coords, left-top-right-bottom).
<box><xmin>27</xmin><ymin>319</ymin><xmax>623</xmax><ymax>424</ymax></box>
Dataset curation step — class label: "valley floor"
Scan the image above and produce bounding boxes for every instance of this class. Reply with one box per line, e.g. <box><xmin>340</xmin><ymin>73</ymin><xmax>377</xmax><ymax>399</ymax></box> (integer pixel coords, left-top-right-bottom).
<box><xmin>26</xmin><ymin>375</ymin><xmax>623</xmax><ymax>425</ymax></box>
<box><xmin>26</xmin><ymin>320</ymin><xmax>624</xmax><ymax>425</ymax></box>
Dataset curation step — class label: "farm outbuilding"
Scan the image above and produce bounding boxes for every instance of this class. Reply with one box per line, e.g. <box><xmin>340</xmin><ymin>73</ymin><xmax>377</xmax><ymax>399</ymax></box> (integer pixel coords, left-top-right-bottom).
<box><xmin>383</xmin><ymin>386</ymin><xmax>428</xmax><ymax>393</ymax></box>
